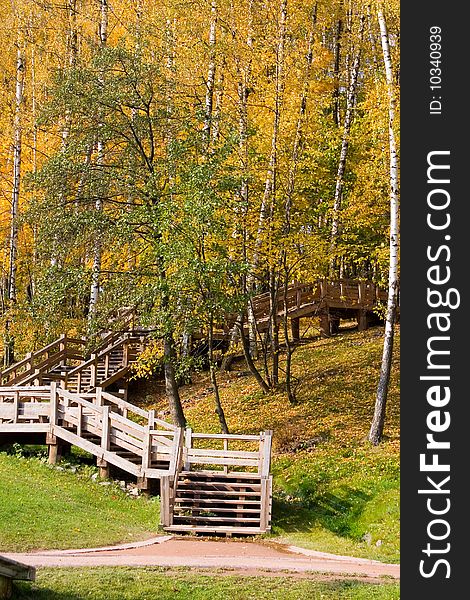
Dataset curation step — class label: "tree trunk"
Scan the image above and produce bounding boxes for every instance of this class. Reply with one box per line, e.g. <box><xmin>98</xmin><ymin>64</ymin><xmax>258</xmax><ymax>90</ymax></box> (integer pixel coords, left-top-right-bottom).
<box><xmin>203</xmin><ymin>0</ymin><xmax>218</xmax><ymax>148</ymax></box>
<box><xmin>248</xmin><ymin>0</ymin><xmax>287</xmax><ymax>360</ymax></box>
<box><xmin>88</xmin><ymin>0</ymin><xmax>108</xmax><ymax>322</ymax></box>
<box><xmin>329</xmin><ymin>13</ymin><xmax>365</xmax><ymax>276</ymax></box>
<box><xmin>163</xmin><ymin>333</ymin><xmax>187</xmax><ymax>428</ymax></box>
<box><xmin>237</xmin><ymin>315</ymin><xmax>271</xmax><ymax>394</ymax></box>
<box><xmin>4</xmin><ymin>44</ymin><xmax>25</xmax><ymax>366</ymax></box>
<box><xmin>332</xmin><ymin>4</ymin><xmax>343</xmax><ymax>127</ymax></box>
<box><xmin>208</xmin><ymin>317</ymin><xmax>229</xmax><ymax>433</ymax></box>
<box><xmin>8</xmin><ymin>46</ymin><xmax>25</xmax><ymax>306</ymax></box>
<box><xmin>369</xmin><ymin>6</ymin><xmax>399</xmax><ymax>445</ymax></box>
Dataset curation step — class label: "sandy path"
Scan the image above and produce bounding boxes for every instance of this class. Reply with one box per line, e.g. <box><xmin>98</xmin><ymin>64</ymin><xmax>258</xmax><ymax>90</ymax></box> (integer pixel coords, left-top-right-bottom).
<box><xmin>3</xmin><ymin>536</ymin><xmax>399</xmax><ymax>580</ymax></box>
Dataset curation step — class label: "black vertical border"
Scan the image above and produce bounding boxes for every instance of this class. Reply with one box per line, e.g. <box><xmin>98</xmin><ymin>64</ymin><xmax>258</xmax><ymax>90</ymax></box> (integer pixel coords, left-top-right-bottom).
<box><xmin>401</xmin><ymin>2</ymin><xmax>468</xmax><ymax>597</ymax></box>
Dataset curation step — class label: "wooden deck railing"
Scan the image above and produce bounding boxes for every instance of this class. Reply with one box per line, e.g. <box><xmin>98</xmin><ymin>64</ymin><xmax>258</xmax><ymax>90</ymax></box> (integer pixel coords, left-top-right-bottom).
<box><xmin>182</xmin><ymin>429</ymin><xmax>272</xmax><ymax>477</ymax></box>
<box><xmin>247</xmin><ymin>279</ymin><xmax>388</xmax><ymax>324</ymax></box>
<box><xmin>0</xmin><ymin>384</ymin><xmax>180</xmax><ymax>481</ymax></box>
<box><xmin>0</xmin><ymin>336</ymin><xmax>86</xmax><ymax>387</ymax></box>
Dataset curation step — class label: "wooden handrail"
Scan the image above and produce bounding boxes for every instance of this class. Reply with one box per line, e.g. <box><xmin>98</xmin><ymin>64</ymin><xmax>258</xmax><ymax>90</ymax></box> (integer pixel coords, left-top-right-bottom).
<box><xmin>183</xmin><ymin>429</ymin><xmax>272</xmax><ymax>475</ymax></box>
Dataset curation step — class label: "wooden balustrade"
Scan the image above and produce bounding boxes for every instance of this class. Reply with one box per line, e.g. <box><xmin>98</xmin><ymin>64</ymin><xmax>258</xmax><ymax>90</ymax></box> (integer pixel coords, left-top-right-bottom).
<box><xmin>0</xmin><ymin>336</ymin><xmax>86</xmax><ymax>387</ymax></box>
<box><xmin>182</xmin><ymin>429</ymin><xmax>273</xmax><ymax>475</ymax></box>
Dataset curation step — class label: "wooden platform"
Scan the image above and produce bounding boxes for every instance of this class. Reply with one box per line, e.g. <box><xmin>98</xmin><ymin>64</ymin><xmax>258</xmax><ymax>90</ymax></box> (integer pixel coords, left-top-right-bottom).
<box><xmin>0</xmin><ymin>556</ymin><xmax>35</xmax><ymax>599</ymax></box>
<box><xmin>227</xmin><ymin>278</ymin><xmax>391</xmax><ymax>339</ymax></box>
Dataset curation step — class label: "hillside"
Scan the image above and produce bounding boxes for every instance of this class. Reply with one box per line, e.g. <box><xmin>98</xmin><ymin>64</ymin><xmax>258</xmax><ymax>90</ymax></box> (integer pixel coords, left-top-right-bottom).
<box><xmin>0</xmin><ymin>324</ymin><xmax>399</xmax><ymax>564</ymax></box>
<box><xmin>132</xmin><ymin>324</ymin><xmax>400</xmax><ymax>562</ymax></box>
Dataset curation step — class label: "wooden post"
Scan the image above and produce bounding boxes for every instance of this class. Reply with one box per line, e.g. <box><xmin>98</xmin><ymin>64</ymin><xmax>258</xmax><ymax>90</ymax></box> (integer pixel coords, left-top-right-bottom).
<box><xmin>319</xmin><ymin>311</ymin><xmax>330</xmax><ymax>338</ymax></box>
<box><xmin>59</xmin><ymin>333</ymin><xmax>67</xmax><ymax>367</ymax></box>
<box><xmin>160</xmin><ymin>475</ymin><xmax>171</xmax><ymax>526</ymax></box>
<box><xmin>104</xmin><ymin>353</ymin><xmax>110</xmax><ymax>380</ymax></box>
<box><xmin>358</xmin><ymin>281</ymin><xmax>365</xmax><ymax>306</ymax></box>
<box><xmin>184</xmin><ymin>427</ymin><xmax>192</xmax><ymax>471</ymax></box>
<box><xmin>358</xmin><ymin>310</ymin><xmax>369</xmax><ymax>331</ymax></box>
<box><xmin>140</xmin><ymin>410</ymin><xmax>155</xmax><ymax>489</ymax></box>
<box><xmin>95</xmin><ymin>386</ymin><xmax>103</xmax><ymax>406</ymax></box>
<box><xmin>330</xmin><ymin>315</ymin><xmax>340</xmax><ymax>335</ymax></box>
<box><xmin>90</xmin><ymin>354</ymin><xmax>98</xmax><ymax>389</ymax></box>
<box><xmin>98</xmin><ymin>405</ymin><xmax>110</xmax><ymax>478</ymax></box>
<box><xmin>47</xmin><ymin>383</ymin><xmax>60</xmax><ymax>465</ymax></box>
<box><xmin>77</xmin><ymin>403</ymin><xmax>83</xmax><ymax>438</ymax></box>
<box><xmin>25</xmin><ymin>352</ymin><xmax>32</xmax><ymax>373</ymax></box>
<box><xmin>261</xmin><ymin>430</ymin><xmax>273</xmax><ymax>478</ymax></box>
<box><xmin>260</xmin><ymin>477</ymin><xmax>269</xmax><ymax>532</ymax></box>
<box><xmin>122</xmin><ymin>337</ymin><xmax>129</xmax><ymax>368</ymax></box>
<box><xmin>291</xmin><ymin>317</ymin><xmax>300</xmax><ymax>342</ymax></box>
<box><xmin>33</xmin><ymin>369</ymin><xmax>41</xmax><ymax>386</ymax></box>
<box><xmin>12</xmin><ymin>391</ymin><xmax>19</xmax><ymax>424</ymax></box>
<box><xmin>223</xmin><ymin>437</ymin><xmax>228</xmax><ymax>475</ymax></box>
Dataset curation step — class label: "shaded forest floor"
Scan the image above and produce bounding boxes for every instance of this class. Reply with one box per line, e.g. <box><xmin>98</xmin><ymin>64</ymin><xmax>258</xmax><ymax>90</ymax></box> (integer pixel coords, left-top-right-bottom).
<box><xmin>131</xmin><ymin>323</ymin><xmax>400</xmax><ymax>563</ymax></box>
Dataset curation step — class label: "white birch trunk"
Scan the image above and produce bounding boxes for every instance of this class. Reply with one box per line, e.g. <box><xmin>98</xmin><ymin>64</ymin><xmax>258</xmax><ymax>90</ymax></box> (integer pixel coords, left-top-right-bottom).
<box><xmin>8</xmin><ymin>46</ymin><xmax>25</xmax><ymax>305</ymax></box>
<box><xmin>252</xmin><ymin>0</ymin><xmax>287</xmax><ymax>267</ymax></box>
<box><xmin>88</xmin><ymin>0</ymin><xmax>108</xmax><ymax>321</ymax></box>
<box><xmin>203</xmin><ymin>0</ymin><xmax>218</xmax><ymax>148</ymax></box>
<box><xmin>329</xmin><ymin>14</ymin><xmax>365</xmax><ymax>275</ymax></box>
<box><xmin>369</xmin><ymin>6</ymin><xmax>399</xmax><ymax>445</ymax></box>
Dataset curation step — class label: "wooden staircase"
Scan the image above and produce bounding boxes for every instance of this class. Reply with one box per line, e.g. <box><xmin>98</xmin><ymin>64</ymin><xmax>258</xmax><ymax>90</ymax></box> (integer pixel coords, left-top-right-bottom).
<box><xmin>0</xmin><ymin>318</ymin><xmax>149</xmax><ymax>399</ymax></box>
<box><xmin>161</xmin><ymin>429</ymin><xmax>272</xmax><ymax>535</ymax></box>
<box><xmin>0</xmin><ymin>309</ymin><xmax>273</xmax><ymax>537</ymax></box>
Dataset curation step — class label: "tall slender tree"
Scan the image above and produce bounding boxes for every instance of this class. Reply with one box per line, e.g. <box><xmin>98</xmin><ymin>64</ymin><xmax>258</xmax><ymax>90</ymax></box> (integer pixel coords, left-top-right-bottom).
<box><xmin>369</xmin><ymin>3</ymin><xmax>399</xmax><ymax>445</ymax></box>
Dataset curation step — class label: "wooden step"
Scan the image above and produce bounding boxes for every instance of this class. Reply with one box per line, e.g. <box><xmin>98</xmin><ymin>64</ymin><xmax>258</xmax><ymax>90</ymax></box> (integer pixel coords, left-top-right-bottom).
<box><xmin>174</xmin><ymin>498</ymin><xmax>261</xmax><ymax>505</ymax></box>
<box><xmin>173</xmin><ymin>515</ymin><xmax>261</xmax><ymax>523</ymax></box>
<box><xmin>177</xmin><ymin>481</ymin><xmax>261</xmax><ymax>489</ymax></box>
<box><xmin>176</xmin><ymin>490</ymin><xmax>261</xmax><ymax>497</ymax></box>
<box><xmin>164</xmin><ymin>525</ymin><xmax>263</xmax><ymax>534</ymax></box>
<box><xmin>173</xmin><ymin>507</ymin><xmax>261</xmax><ymax>514</ymax></box>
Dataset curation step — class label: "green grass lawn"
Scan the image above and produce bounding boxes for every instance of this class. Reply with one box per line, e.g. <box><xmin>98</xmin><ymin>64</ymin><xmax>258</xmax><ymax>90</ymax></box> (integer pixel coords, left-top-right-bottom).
<box><xmin>0</xmin><ymin>452</ymin><xmax>158</xmax><ymax>551</ymax></box>
<box><xmin>13</xmin><ymin>568</ymin><xmax>400</xmax><ymax>600</ymax></box>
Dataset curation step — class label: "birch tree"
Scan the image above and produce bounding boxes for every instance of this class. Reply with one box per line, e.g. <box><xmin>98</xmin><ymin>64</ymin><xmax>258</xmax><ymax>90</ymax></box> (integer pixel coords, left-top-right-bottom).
<box><xmin>88</xmin><ymin>0</ymin><xmax>108</xmax><ymax>322</ymax></box>
<box><xmin>369</xmin><ymin>4</ymin><xmax>399</xmax><ymax>445</ymax></box>
<box><xmin>329</xmin><ymin>11</ymin><xmax>365</xmax><ymax>276</ymax></box>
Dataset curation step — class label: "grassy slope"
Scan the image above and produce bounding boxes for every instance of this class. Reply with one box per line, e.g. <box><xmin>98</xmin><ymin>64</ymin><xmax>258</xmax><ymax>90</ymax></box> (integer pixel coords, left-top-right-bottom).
<box><xmin>0</xmin><ymin>324</ymin><xmax>399</xmax><ymax>564</ymax></box>
<box><xmin>142</xmin><ymin>324</ymin><xmax>400</xmax><ymax>563</ymax></box>
<box><xmin>14</xmin><ymin>568</ymin><xmax>400</xmax><ymax>600</ymax></box>
<box><xmin>0</xmin><ymin>453</ymin><xmax>159</xmax><ymax>551</ymax></box>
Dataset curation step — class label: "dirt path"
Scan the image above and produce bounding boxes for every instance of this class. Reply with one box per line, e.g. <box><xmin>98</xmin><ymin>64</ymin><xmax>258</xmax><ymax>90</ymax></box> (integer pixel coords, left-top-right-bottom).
<box><xmin>3</xmin><ymin>536</ymin><xmax>400</xmax><ymax>580</ymax></box>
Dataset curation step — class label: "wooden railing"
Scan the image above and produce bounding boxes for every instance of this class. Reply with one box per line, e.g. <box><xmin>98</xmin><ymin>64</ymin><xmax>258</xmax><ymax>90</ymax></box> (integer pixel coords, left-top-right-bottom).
<box><xmin>0</xmin><ymin>384</ymin><xmax>180</xmax><ymax>481</ymax></box>
<box><xmin>0</xmin><ymin>386</ymin><xmax>51</xmax><ymax>431</ymax></box>
<box><xmin>248</xmin><ymin>279</ymin><xmax>387</xmax><ymax>324</ymax></box>
<box><xmin>60</xmin><ymin>332</ymin><xmax>147</xmax><ymax>393</ymax></box>
<box><xmin>0</xmin><ymin>336</ymin><xmax>86</xmax><ymax>387</ymax></box>
<box><xmin>182</xmin><ymin>429</ymin><xmax>272</xmax><ymax>477</ymax></box>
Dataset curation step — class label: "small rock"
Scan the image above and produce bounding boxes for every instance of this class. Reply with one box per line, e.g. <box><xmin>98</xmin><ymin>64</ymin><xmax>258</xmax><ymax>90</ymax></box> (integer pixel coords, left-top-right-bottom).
<box><xmin>375</xmin><ymin>539</ymin><xmax>383</xmax><ymax>547</ymax></box>
<box><xmin>99</xmin><ymin>481</ymin><xmax>111</xmax><ymax>486</ymax></box>
<box><xmin>91</xmin><ymin>473</ymin><xmax>99</xmax><ymax>481</ymax></box>
<box><xmin>56</xmin><ymin>466</ymin><xmax>64</xmax><ymax>471</ymax></box>
<box><xmin>362</xmin><ymin>532</ymin><xmax>372</xmax><ymax>545</ymax></box>
<box><xmin>128</xmin><ymin>487</ymin><xmax>140</xmax><ymax>496</ymax></box>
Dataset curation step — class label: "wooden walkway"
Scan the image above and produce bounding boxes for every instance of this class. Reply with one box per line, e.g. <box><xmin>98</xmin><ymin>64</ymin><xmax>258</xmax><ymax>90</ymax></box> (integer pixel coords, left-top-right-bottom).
<box><xmin>237</xmin><ymin>279</ymin><xmax>390</xmax><ymax>339</ymax></box>
<box><xmin>0</xmin><ymin>278</ymin><xmax>386</xmax><ymax>536</ymax></box>
<box><xmin>0</xmin><ymin>555</ymin><xmax>35</xmax><ymax>599</ymax></box>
